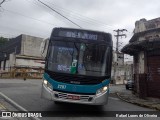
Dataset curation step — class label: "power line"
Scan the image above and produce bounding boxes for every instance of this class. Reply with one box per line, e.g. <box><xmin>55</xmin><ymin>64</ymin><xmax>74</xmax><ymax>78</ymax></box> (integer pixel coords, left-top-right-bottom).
<box><xmin>0</xmin><ymin>0</ymin><xmax>6</xmax><ymax>7</ymax></box>
<box><xmin>42</xmin><ymin>0</ymin><xmax>115</xmax><ymax>29</ymax></box>
<box><xmin>37</xmin><ymin>0</ymin><xmax>82</xmax><ymax>28</ymax></box>
<box><xmin>45</xmin><ymin>0</ymin><xmax>114</xmax><ymax>31</ymax></box>
<box><xmin>48</xmin><ymin>5</ymin><xmax>113</xmax><ymax>30</ymax></box>
<box><xmin>25</xmin><ymin>0</ymin><xmax>70</xmax><ymax>27</ymax></box>
<box><xmin>25</xmin><ymin>0</ymin><xmax>114</xmax><ymax>31</ymax></box>
<box><xmin>4</xmin><ymin>9</ymin><xmax>58</xmax><ymax>26</ymax></box>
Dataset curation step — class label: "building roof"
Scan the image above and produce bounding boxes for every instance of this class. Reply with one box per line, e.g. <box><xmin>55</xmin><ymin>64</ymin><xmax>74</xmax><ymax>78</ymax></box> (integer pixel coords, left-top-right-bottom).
<box><xmin>122</xmin><ymin>17</ymin><xmax>160</xmax><ymax>55</ymax></box>
<box><xmin>121</xmin><ymin>38</ymin><xmax>160</xmax><ymax>55</ymax></box>
<box><xmin>129</xmin><ymin>28</ymin><xmax>160</xmax><ymax>43</ymax></box>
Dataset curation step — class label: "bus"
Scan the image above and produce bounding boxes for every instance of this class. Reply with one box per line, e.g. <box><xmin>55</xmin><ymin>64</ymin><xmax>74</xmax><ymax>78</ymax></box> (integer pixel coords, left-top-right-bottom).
<box><xmin>41</xmin><ymin>27</ymin><xmax>112</xmax><ymax>105</ymax></box>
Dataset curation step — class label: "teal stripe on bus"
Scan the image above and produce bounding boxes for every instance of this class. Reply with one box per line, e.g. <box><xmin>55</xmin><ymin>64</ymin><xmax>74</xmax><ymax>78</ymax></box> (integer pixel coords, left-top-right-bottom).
<box><xmin>44</xmin><ymin>73</ymin><xmax>110</xmax><ymax>94</ymax></box>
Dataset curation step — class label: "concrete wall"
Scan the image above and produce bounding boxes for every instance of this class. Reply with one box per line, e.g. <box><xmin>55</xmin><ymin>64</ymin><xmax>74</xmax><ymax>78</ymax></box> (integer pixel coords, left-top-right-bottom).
<box><xmin>134</xmin><ymin>17</ymin><xmax>160</xmax><ymax>34</ymax></box>
<box><xmin>15</xmin><ymin>58</ymin><xmax>44</xmax><ymax>68</ymax></box>
<box><xmin>9</xmin><ymin>53</ymin><xmax>16</xmax><ymax>67</ymax></box>
<box><xmin>5</xmin><ymin>60</ymin><xmax>10</xmax><ymax>72</ymax></box>
<box><xmin>144</xmin><ymin>18</ymin><xmax>160</xmax><ymax>30</ymax></box>
<box><xmin>115</xmin><ymin>66</ymin><xmax>125</xmax><ymax>84</ymax></box>
<box><xmin>40</xmin><ymin>38</ymin><xmax>49</xmax><ymax>59</ymax></box>
<box><xmin>111</xmin><ymin>51</ymin><xmax>128</xmax><ymax>84</ymax></box>
<box><xmin>111</xmin><ymin>64</ymin><xmax>131</xmax><ymax>84</ymax></box>
<box><xmin>21</xmin><ymin>35</ymin><xmax>43</xmax><ymax>57</ymax></box>
<box><xmin>138</xmin><ymin>52</ymin><xmax>145</xmax><ymax>74</ymax></box>
<box><xmin>134</xmin><ymin>19</ymin><xmax>147</xmax><ymax>33</ymax></box>
<box><xmin>125</xmin><ymin>64</ymin><xmax>133</xmax><ymax>80</ymax></box>
<box><xmin>0</xmin><ymin>61</ymin><xmax>4</xmax><ymax>71</ymax></box>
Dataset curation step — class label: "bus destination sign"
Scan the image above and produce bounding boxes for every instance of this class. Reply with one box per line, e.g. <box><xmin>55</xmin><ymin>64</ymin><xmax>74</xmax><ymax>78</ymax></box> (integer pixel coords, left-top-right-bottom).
<box><xmin>59</xmin><ymin>31</ymin><xmax>98</xmax><ymax>40</ymax></box>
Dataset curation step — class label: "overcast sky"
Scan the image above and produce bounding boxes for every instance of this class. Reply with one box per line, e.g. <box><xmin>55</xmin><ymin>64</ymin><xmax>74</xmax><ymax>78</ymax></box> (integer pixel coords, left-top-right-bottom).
<box><xmin>0</xmin><ymin>0</ymin><xmax>160</xmax><ymax>51</ymax></box>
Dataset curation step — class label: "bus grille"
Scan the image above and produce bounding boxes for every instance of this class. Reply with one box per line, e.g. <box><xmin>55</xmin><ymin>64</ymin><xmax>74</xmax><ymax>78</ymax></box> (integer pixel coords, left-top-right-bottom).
<box><xmin>46</xmin><ymin>70</ymin><xmax>107</xmax><ymax>85</ymax></box>
<box><xmin>55</xmin><ymin>92</ymin><xmax>93</xmax><ymax>102</ymax></box>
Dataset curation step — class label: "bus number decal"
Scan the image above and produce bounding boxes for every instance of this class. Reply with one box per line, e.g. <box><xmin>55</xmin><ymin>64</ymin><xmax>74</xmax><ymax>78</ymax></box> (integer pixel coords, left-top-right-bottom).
<box><xmin>58</xmin><ymin>85</ymin><xmax>66</xmax><ymax>89</ymax></box>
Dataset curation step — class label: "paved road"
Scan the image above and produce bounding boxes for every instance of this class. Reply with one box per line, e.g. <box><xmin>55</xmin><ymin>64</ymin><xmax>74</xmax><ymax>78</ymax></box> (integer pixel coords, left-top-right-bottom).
<box><xmin>0</xmin><ymin>79</ymin><xmax>158</xmax><ymax>120</ymax></box>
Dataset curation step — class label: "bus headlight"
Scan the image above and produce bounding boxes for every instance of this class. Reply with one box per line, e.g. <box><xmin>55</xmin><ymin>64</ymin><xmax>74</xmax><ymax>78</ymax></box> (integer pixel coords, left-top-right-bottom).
<box><xmin>43</xmin><ymin>80</ymin><xmax>48</xmax><ymax>85</ymax></box>
<box><xmin>43</xmin><ymin>79</ymin><xmax>53</xmax><ymax>90</ymax></box>
<box><xmin>96</xmin><ymin>85</ymin><xmax>108</xmax><ymax>96</ymax></box>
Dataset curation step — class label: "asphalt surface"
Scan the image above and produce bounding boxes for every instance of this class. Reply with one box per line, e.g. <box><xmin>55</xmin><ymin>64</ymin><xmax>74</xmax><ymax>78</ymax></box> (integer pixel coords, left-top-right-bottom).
<box><xmin>0</xmin><ymin>79</ymin><xmax>159</xmax><ymax>120</ymax></box>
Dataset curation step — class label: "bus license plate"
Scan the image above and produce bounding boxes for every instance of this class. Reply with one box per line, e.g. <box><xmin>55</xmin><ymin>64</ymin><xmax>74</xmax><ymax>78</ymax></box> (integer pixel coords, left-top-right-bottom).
<box><xmin>67</xmin><ymin>95</ymin><xmax>80</xmax><ymax>100</ymax></box>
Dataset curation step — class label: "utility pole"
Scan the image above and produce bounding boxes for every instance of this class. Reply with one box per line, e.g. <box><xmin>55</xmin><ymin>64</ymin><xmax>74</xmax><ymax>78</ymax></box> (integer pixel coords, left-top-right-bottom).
<box><xmin>114</xmin><ymin>29</ymin><xmax>127</xmax><ymax>52</ymax></box>
<box><xmin>113</xmin><ymin>29</ymin><xmax>127</xmax><ymax>84</ymax></box>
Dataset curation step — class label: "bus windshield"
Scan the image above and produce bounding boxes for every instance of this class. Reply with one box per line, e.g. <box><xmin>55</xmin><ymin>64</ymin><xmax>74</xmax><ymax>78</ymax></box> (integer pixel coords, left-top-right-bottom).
<box><xmin>46</xmin><ymin>40</ymin><xmax>111</xmax><ymax>77</ymax></box>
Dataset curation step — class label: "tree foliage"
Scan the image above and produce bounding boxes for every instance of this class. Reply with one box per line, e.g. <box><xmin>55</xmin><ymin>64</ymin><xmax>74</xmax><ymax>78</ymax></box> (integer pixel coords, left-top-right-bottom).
<box><xmin>0</xmin><ymin>37</ymin><xmax>8</xmax><ymax>46</ymax></box>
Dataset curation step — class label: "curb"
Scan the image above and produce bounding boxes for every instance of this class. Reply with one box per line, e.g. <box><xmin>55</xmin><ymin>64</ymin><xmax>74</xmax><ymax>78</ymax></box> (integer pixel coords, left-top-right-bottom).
<box><xmin>116</xmin><ymin>92</ymin><xmax>160</xmax><ymax>111</ymax></box>
<box><xmin>116</xmin><ymin>92</ymin><xmax>134</xmax><ymax>103</ymax></box>
<box><xmin>0</xmin><ymin>92</ymin><xmax>41</xmax><ymax>120</ymax></box>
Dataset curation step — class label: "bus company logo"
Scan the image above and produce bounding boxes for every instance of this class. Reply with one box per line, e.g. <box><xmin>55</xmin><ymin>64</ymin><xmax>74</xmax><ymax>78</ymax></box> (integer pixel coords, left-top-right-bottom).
<box><xmin>70</xmin><ymin>81</ymin><xmax>80</xmax><ymax>84</ymax></box>
<box><xmin>2</xmin><ymin>112</ymin><xmax>11</xmax><ymax>117</ymax></box>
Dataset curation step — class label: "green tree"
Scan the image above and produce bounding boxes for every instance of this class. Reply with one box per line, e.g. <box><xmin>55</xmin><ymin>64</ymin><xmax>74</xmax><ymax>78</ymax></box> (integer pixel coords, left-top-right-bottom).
<box><xmin>0</xmin><ymin>37</ymin><xmax>8</xmax><ymax>46</ymax></box>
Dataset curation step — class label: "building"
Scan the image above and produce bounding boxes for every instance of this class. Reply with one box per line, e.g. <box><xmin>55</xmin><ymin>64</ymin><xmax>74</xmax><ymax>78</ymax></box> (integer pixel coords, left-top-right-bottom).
<box><xmin>111</xmin><ymin>51</ymin><xmax>133</xmax><ymax>84</ymax></box>
<box><xmin>121</xmin><ymin>17</ymin><xmax>160</xmax><ymax>98</ymax></box>
<box><xmin>0</xmin><ymin>34</ymin><xmax>44</xmax><ymax>78</ymax></box>
<box><xmin>124</xmin><ymin>61</ymin><xmax>133</xmax><ymax>83</ymax></box>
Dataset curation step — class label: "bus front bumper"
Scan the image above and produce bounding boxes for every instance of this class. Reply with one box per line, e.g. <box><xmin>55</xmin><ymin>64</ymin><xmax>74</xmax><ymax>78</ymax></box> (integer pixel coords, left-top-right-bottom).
<box><xmin>41</xmin><ymin>84</ymin><xmax>109</xmax><ymax>105</ymax></box>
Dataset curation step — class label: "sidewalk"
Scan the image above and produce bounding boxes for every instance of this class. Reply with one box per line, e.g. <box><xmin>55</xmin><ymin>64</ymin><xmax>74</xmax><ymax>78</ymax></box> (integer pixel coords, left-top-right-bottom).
<box><xmin>116</xmin><ymin>90</ymin><xmax>160</xmax><ymax>111</ymax></box>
